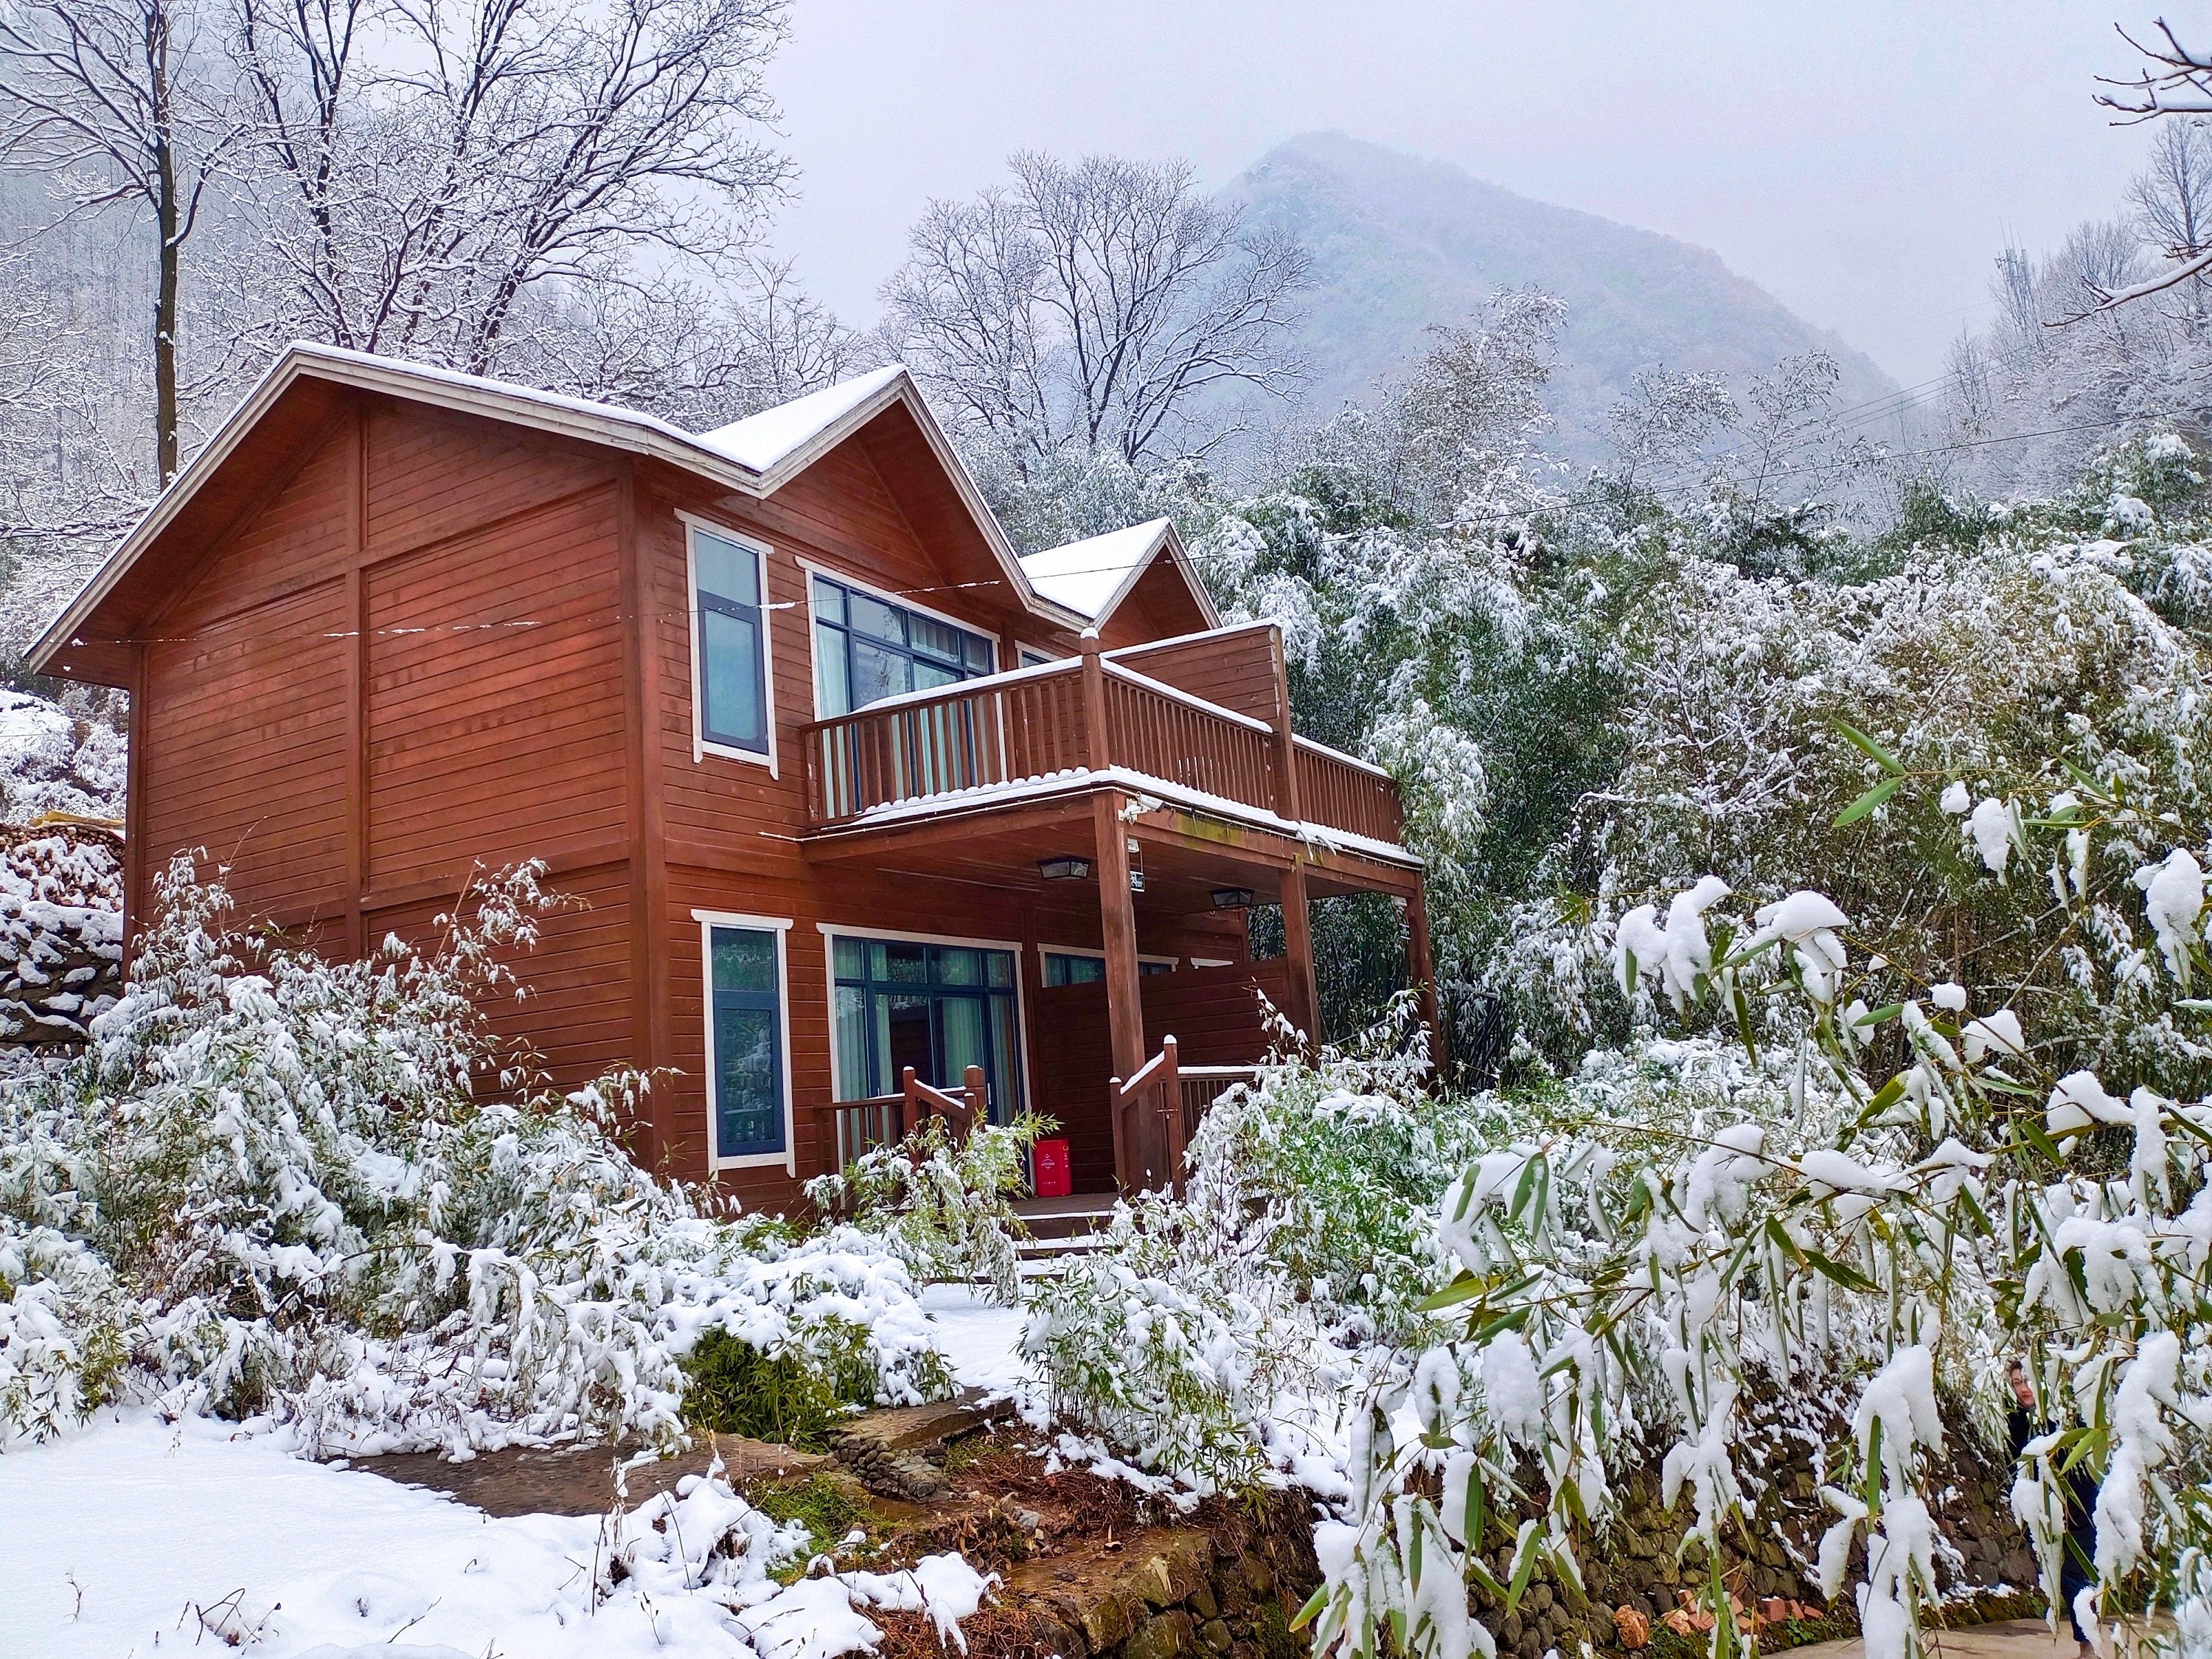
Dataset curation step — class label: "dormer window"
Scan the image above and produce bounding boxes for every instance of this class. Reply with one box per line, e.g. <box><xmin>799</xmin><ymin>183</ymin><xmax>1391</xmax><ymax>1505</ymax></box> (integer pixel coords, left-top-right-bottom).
<box><xmin>811</xmin><ymin>573</ymin><xmax>995</xmax><ymax>717</ymax></box>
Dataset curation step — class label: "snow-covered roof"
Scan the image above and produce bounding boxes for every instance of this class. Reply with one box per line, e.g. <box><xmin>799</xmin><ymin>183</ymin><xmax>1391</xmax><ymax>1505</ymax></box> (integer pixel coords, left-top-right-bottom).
<box><xmin>1017</xmin><ymin>518</ymin><xmax>1219</xmax><ymax>630</ymax></box>
<box><xmin>695</xmin><ymin>365</ymin><xmax>907</xmax><ymax>474</ymax></box>
<box><xmin>29</xmin><ymin>347</ymin><xmax>1096</xmax><ymax>673</ymax></box>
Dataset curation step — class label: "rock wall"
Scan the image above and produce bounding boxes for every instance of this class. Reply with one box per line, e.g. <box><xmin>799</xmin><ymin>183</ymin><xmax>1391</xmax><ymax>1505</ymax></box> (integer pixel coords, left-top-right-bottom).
<box><xmin>1004</xmin><ymin>1394</ymin><xmax>2037</xmax><ymax>1659</ymax></box>
<box><xmin>0</xmin><ymin>821</ymin><xmax>123</xmax><ymax>1051</ymax></box>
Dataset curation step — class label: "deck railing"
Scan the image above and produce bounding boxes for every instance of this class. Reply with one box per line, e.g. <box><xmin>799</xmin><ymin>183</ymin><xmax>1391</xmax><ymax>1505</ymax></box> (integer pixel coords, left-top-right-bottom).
<box><xmin>1295</xmin><ymin>737</ymin><xmax>1403</xmax><ymax>846</ymax></box>
<box><xmin>811</xmin><ymin>1064</ymin><xmax>983</xmax><ymax>1172</ymax></box>
<box><xmin>801</xmin><ymin>633</ymin><xmax>1405</xmax><ymax>849</ymax></box>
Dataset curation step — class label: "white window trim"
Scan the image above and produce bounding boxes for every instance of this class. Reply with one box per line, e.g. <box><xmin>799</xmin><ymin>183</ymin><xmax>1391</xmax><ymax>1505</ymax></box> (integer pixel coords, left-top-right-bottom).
<box><xmin>681</xmin><ymin>512</ymin><xmax>779</xmax><ymax>775</ymax></box>
<box><xmin>1038</xmin><ymin>944</ymin><xmax>1179</xmax><ymax>974</ymax></box>
<box><xmin>1189</xmin><ymin>956</ymin><xmax>1237</xmax><ymax>970</ymax></box>
<box><xmin>1017</xmin><ymin>643</ymin><xmax>1065</xmax><ymax>668</ymax></box>
<box><xmin>797</xmin><ymin>555</ymin><xmax>1000</xmax><ymax>720</ymax></box>
<box><xmin>695</xmin><ymin>908</ymin><xmax>797</xmax><ymax>1175</ymax></box>
<box><xmin>818</xmin><ymin>922</ymin><xmax>1030</xmax><ymax>1115</ymax></box>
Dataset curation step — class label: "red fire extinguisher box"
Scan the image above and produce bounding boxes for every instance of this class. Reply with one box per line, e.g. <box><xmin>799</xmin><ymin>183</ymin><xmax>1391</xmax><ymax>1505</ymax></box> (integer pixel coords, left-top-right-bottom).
<box><xmin>1032</xmin><ymin>1138</ymin><xmax>1071</xmax><ymax>1198</ymax></box>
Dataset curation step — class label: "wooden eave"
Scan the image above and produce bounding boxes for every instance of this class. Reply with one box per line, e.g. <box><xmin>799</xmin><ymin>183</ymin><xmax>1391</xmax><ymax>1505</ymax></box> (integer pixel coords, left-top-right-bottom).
<box><xmin>28</xmin><ymin>343</ymin><xmax>1103</xmax><ymax>683</ymax></box>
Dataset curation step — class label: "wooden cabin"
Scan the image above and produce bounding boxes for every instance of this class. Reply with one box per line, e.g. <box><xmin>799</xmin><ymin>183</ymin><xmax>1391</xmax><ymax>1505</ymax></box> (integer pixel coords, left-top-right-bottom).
<box><xmin>27</xmin><ymin>345</ymin><xmax>1434</xmax><ymax>1211</ymax></box>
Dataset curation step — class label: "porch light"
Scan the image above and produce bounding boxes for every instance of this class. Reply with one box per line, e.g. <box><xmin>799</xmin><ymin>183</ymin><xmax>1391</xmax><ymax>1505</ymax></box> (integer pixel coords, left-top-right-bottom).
<box><xmin>1211</xmin><ymin>886</ymin><xmax>1255</xmax><ymax>909</ymax></box>
<box><xmin>1038</xmin><ymin>855</ymin><xmax>1092</xmax><ymax>881</ymax></box>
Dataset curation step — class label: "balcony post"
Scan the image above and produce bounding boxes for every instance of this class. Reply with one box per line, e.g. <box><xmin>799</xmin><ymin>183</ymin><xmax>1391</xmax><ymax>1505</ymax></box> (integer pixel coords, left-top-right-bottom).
<box><xmin>1080</xmin><ymin>632</ymin><xmax>1109</xmax><ymax>774</ymax></box>
<box><xmin>1407</xmin><ymin>883</ymin><xmax>1445</xmax><ymax>1077</ymax></box>
<box><xmin>1265</xmin><ymin>626</ymin><xmax>1321</xmax><ymax>1045</ymax></box>
<box><xmin>1093</xmin><ymin>787</ymin><xmax>1151</xmax><ymax>1189</ymax></box>
<box><xmin>1280</xmin><ymin>862</ymin><xmax>1320</xmax><ymax>1047</ymax></box>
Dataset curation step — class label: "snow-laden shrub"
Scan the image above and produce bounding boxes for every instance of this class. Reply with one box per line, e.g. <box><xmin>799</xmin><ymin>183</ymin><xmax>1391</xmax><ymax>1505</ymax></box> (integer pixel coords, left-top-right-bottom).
<box><xmin>1029</xmin><ymin>1173</ymin><xmax>1321</xmax><ymax>1495</ymax></box>
<box><xmin>0</xmin><ymin>855</ymin><xmax>951</xmax><ymax>1453</ymax></box>
<box><xmin>1186</xmin><ymin>997</ymin><xmax>1500</xmax><ymax>1343</ymax></box>
<box><xmin>1308</xmin><ymin>760</ymin><xmax>2212</xmax><ymax>1659</ymax></box>
<box><xmin>0</xmin><ymin>1216</ymin><xmax>133</xmax><ymax>1441</ymax></box>
<box><xmin>1032</xmin><ymin>1003</ymin><xmax>1472</xmax><ymax>1489</ymax></box>
<box><xmin>804</xmin><ymin>1112</ymin><xmax>1046</xmax><ymax>1307</ymax></box>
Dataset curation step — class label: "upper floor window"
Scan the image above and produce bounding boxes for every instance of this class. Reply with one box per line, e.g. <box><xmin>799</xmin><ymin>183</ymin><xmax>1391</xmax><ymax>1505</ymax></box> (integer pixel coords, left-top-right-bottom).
<box><xmin>812</xmin><ymin>574</ymin><xmax>995</xmax><ymax>717</ymax></box>
<box><xmin>689</xmin><ymin>523</ymin><xmax>772</xmax><ymax>760</ymax></box>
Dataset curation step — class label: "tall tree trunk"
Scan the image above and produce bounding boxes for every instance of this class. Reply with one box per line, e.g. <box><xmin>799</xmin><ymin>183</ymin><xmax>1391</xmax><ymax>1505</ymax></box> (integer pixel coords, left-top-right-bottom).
<box><xmin>147</xmin><ymin>0</ymin><xmax>179</xmax><ymax>485</ymax></box>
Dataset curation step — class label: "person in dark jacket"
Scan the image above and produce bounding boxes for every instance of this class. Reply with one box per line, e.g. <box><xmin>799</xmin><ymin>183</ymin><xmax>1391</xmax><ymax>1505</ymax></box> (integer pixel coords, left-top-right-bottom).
<box><xmin>2011</xmin><ymin>1362</ymin><xmax>2099</xmax><ymax>1659</ymax></box>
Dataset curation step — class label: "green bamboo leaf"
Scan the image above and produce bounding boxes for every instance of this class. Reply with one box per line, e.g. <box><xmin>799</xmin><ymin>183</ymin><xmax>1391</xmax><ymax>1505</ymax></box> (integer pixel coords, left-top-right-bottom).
<box><xmin>1804</xmin><ymin>1249</ymin><xmax>1880</xmax><ymax>1293</ymax></box>
<box><xmin>1290</xmin><ymin>1587</ymin><xmax>1329</xmax><ymax>1633</ymax></box>
<box><xmin>1834</xmin><ymin>774</ymin><xmax>1904</xmax><ymax>827</ymax></box>
<box><xmin>1833</xmin><ymin>720</ymin><xmax>1905</xmax><ymax>774</ymax></box>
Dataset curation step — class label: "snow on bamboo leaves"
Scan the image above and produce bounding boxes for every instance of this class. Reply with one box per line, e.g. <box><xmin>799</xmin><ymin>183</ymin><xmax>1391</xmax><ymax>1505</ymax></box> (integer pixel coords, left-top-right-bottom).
<box><xmin>1307</xmin><ymin>790</ymin><xmax>2212</xmax><ymax>1659</ymax></box>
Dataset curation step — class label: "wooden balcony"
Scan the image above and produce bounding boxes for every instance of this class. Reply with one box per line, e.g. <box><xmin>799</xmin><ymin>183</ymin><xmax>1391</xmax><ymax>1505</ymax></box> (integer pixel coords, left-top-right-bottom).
<box><xmin>797</xmin><ymin>624</ymin><xmax>1407</xmax><ymax>852</ymax></box>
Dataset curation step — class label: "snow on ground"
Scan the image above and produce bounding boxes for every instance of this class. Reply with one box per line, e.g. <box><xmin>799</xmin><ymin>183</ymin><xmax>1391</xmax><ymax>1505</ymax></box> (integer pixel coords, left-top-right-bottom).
<box><xmin>1</xmin><ymin>1410</ymin><xmax>990</xmax><ymax>1656</ymax></box>
<box><xmin>6</xmin><ymin>1298</ymin><xmax>1031</xmax><ymax>1659</ymax></box>
<box><xmin>919</xmin><ymin>1282</ymin><xmax>1035</xmax><ymax>1409</ymax></box>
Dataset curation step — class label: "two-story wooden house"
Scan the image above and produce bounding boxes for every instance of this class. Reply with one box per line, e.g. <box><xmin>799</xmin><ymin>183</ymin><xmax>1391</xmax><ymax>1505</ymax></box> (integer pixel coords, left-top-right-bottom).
<box><xmin>27</xmin><ymin>344</ymin><xmax>1433</xmax><ymax>1210</ymax></box>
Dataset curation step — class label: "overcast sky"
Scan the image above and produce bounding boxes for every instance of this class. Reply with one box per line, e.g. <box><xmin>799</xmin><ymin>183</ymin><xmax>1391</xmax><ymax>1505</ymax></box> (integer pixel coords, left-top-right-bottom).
<box><xmin>763</xmin><ymin>1</ymin><xmax>2172</xmax><ymax>389</ymax></box>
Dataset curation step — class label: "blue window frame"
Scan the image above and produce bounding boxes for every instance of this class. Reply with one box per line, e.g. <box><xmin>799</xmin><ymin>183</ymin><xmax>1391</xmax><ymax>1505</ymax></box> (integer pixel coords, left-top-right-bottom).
<box><xmin>831</xmin><ymin>936</ymin><xmax>1022</xmax><ymax>1124</ymax></box>
<box><xmin>708</xmin><ymin>923</ymin><xmax>786</xmax><ymax>1160</ymax></box>
<box><xmin>693</xmin><ymin>526</ymin><xmax>770</xmax><ymax>756</ymax></box>
<box><xmin>812</xmin><ymin>574</ymin><xmax>996</xmax><ymax>718</ymax></box>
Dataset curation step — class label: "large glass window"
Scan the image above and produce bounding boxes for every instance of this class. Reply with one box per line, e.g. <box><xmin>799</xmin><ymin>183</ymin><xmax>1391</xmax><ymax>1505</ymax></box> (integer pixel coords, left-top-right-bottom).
<box><xmin>1042</xmin><ymin>950</ymin><xmax>1174</xmax><ymax>986</ymax></box>
<box><xmin>708</xmin><ymin>924</ymin><xmax>785</xmax><ymax>1160</ymax></box>
<box><xmin>813</xmin><ymin>574</ymin><xmax>996</xmax><ymax>717</ymax></box>
<box><xmin>832</xmin><ymin>936</ymin><xmax>1022</xmax><ymax>1123</ymax></box>
<box><xmin>694</xmin><ymin>526</ymin><xmax>770</xmax><ymax>755</ymax></box>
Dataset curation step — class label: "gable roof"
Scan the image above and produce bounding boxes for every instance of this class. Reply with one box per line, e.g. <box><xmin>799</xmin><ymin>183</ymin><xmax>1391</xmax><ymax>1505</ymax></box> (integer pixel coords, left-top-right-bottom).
<box><xmin>1018</xmin><ymin>518</ymin><xmax>1220</xmax><ymax>632</ymax></box>
<box><xmin>32</xmin><ymin>347</ymin><xmax>1217</xmax><ymax>675</ymax></box>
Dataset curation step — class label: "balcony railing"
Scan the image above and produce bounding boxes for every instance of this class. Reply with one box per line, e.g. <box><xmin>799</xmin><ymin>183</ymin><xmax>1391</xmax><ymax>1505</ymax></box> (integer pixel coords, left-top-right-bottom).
<box><xmin>799</xmin><ymin>633</ymin><xmax>1407</xmax><ymax>851</ymax></box>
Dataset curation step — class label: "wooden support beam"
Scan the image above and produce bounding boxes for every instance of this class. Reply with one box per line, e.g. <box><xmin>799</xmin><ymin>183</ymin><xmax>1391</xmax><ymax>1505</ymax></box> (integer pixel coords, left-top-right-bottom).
<box><xmin>1406</xmin><ymin>884</ymin><xmax>1444</xmax><ymax>1078</ymax></box>
<box><xmin>1280</xmin><ymin>859</ymin><xmax>1321</xmax><ymax>1048</ymax></box>
<box><xmin>1093</xmin><ymin>787</ymin><xmax>1150</xmax><ymax>1189</ymax></box>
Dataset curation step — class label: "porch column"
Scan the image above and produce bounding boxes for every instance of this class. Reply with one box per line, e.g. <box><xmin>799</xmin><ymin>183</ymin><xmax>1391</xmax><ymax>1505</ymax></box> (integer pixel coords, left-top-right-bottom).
<box><xmin>1280</xmin><ymin>860</ymin><xmax>1321</xmax><ymax>1047</ymax></box>
<box><xmin>1407</xmin><ymin>884</ymin><xmax>1446</xmax><ymax>1077</ymax></box>
<box><xmin>1093</xmin><ymin>788</ymin><xmax>1151</xmax><ymax>1189</ymax></box>
<box><xmin>1264</xmin><ymin>625</ymin><xmax>1321</xmax><ymax>1048</ymax></box>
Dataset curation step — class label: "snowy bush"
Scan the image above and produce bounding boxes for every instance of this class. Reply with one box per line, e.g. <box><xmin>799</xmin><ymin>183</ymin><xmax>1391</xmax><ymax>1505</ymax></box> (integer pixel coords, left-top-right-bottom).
<box><xmin>0</xmin><ymin>856</ymin><xmax>951</xmax><ymax>1453</ymax></box>
<box><xmin>804</xmin><ymin>1111</ymin><xmax>1048</xmax><ymax>1307</ymax></box>
<box><xmin>1032</xmin><ymin>1001</ymin><xmax>1479</xmax><ymax>1487</ymax></box>
<box><xmin>1304</xmin><ymin>753</ymin><xmax>2212</xmax><ymax>1659</ymax></box>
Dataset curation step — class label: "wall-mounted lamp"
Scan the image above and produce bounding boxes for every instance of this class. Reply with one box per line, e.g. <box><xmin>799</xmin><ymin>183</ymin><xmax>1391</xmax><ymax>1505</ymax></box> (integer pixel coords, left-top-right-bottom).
<box><xmin>1211</xmin><ymin>886</ymin><xmax>1256</xmax><ymax>909</ymax></box>
<box><xmin>1038</xmin><ymin>855</ymin><xmax>1093</xmax><ymax>881</ymax></box>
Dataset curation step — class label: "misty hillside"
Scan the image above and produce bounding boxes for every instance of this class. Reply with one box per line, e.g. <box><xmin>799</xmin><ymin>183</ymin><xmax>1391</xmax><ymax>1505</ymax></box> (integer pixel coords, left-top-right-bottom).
<box><xmin>1220</xmin><ymin>133</ymin><xmax>1897</xmax><ymax>459</ymax></box>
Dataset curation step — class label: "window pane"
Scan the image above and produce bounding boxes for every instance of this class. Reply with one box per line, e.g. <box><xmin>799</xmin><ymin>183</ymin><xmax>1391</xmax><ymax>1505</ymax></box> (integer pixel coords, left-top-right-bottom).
<box><xmin>701</xmin><ymin>608</ymin><xmax>765</xmax><ymax>749</ymax></box>
<box><xmin>849</xmin><ymin>638</ymin><xmax>911</xmax><ymax>709</ymax></box>
<box><xmin>834</xmin><ymin>936</ymin><xmax>866</xmax><ymax>981</ymax></box>
<box><xmin>990</xmin><ymin>992</ymin><xmax>1020</xmax><ymax>1122</ymax></box>
<box><xmin>714</xmin><ymin>1003</ymin><xmax>781</xmax><ymax>1157</ymax></box>
<box><xmin>987</xmin><ymin>950</ymin><xmax>1013</xmax><ymax>988</ymax></box>
<box><xmin>850</xmin><ymin>591</ymin><xmax>905</xmax><ymax>644</ymax></box>
<box><xmin>937</xmin><ymin>994</ymin><xmax>989</xmax><ymax>1092</ymax></box>
<box><xmin>964</xmin><ymin>636</ymin><xmax>996</xmax><ymax>672</ymax></box>
<box><xmin>834</xmin><ymin>985</ymin><xmax>871</xmax><ymax>1100</ymax></box>
<box><xmin>910</xmin><ymin>613</ymin><xmax>962</xmax><ymax>663</ymax></box>
<box><xmin>1139</xmin><ymin>959</ymin><xmax>1173</xmax><ymax>975</ymax></box>
<box><xmin>934</xmin><ymin>946</ymin><xmax>982</xmax><ymax>986</ymax></box>
<box><xmin>885</xmin><ymin>942</ymin><xmax>928</xmax><ymax>984</ymax></box>
<box><xmin>695</xmin><ymin>531</ymin><xmax>759</xmax><ymax>605</ymax></box>
<box><xmin>813</xmin><ymin>576</ymin><xmax>845</xmax><ymax>625</ymax></box>
<box><xmin>712</xmin><ymin>926</ymin><xmax>776</xmax><ymax>994</ymax></box>
<box><xmin>913</xmin><ymin>660</ymin><xmax>958</xmax><ymax>692</ymax></box>
<box><xmin>815</xmin><ymin>621</ymin><xmax>851</xmax><ymax>717</ymax></box>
